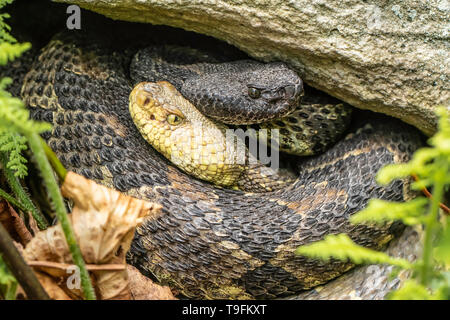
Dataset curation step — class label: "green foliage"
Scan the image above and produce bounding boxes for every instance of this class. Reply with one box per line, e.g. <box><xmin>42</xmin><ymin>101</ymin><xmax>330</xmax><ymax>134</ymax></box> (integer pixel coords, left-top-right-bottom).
<box><xmin>0</xmin><ymin>132</ymin><xmax>28</xmax><ymax>178</ymax></box>
<box><xmin>0</xmin><ymin>0</ymin><xmax>31</xmax><ymax>66</ymax></box>
<box><xmin>0</xmin><ymin>1</ymin><xmax>49</xmax><ymax>229</ymax></box>
<box><xmin>376</xmin><ymin>107</ymin><xmax>450</xmax><ymax>190</ymax></box>
<box><xmin>0</xmin><ymin>0</ymin><xmax>31</xmax><ymax>298</ymax></box>
<box><xmin>350</xmin><ymin>198</ymin><xmax>428</xmax><ymax>226</ymax></box>
<box><xmin>0</xmin><ymin>1</ymin><xmax>35</xmax><ymax>179</ymax></box>
<box><xmin>0</xmin><ymin>78</ymin><xmax>51</xmax><ymax>136</ymax></box>
<box><xmin>296</xmin><ymin>107</ymin><xmax>450</xmax><ymax>300</ymax></box>
<box><xmin>0</xmin><ymin>254</ymin><xmax>17</xmax><ymax>300</ymax></box>
<box><xmin>0</xmin><ymin>80</ymin><xmax>50</xmax><ymax>227</ymax></box>
<box><xmin>295</xmin><ymin>234</ymin><xmax>413</xmax><ymax>269</ymax></box>
<box><xmin>0</xmin><ymin>0</ymin><xmax>16</xmax><ymax>44</ymax></box>
<box><xmin>434</xmin><ymin>220</ymin><xmax>450</xmax><ymax>266</ymax></box>
<box><xmin>0</xmin><ymin>42</ymin><xmax>30</xmax><ymax>65</ymax></box>
<box><xmin>0</xmin><ymin>2</ymin><xmax>96</xmax><ymax>299</ymax></box>
<box><xmin>387</xmin><ymin>280</ymin><xmax>444</xmax><ymax>300</ymax></box>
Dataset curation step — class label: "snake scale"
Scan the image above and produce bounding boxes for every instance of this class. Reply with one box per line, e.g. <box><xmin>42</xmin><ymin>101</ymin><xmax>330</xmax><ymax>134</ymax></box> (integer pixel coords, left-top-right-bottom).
<box><xmin>6</xmin><ymin>23</ymin><xmax>425</xmax><ymax>299</ymax></box>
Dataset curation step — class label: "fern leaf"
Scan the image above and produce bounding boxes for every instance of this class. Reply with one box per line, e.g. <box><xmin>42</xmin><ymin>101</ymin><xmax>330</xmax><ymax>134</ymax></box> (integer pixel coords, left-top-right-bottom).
<box><xmin>0</xmin><ymin>254</ymin><xmax>17</xmax><ymax>299</ymax></box>
<box><xmin>0</xmin><ymin>79</ymin><xmax>52</xmax><ymax>135</ymax></box>
<box><xmin>434</xmin><ymin>220</ymin><xmax>450</xmax><ymax>266</ymax></box>
<box><xmin>0</xmin><ymin>0</ymin><xmax>14</xmax><ymax>10</ymax></box>
<box><xmin>376</xmin><ymin>162</ymin><xmax>414</xmax><ymax>186</ymax></box>
<box><xmin>388</xmin><ymin>280</ymin><xmax>444</xmax><ymax>300</ymax></box>
<box><xmin>377</xmin><ymin>106</ymin><xmax>450</xmax><ymax>187</ymax></box>
<box><xmin>296</xmin><ymin>233</ymin><xmax>413</xmax><ymax>269</ymax></box>
<box><xmin>0</xmin><ymin>42</ymin><xmax>30</xmax><ymax>65</ymax></box>
<box><xmin>0</xmin><ymin>131</ymin><xmax>28</xmax><ymax>178</ymax></box>
<box><xmin>0</xmin><ymin>76</ymin><xmax>51</xmax><ymax>178</ymax></box>
<box><xmin>0</xmin><ymin>254</ymin><xmax>16</xmax><ymax>287</ymax></box>
<box><xmin>350</xmin><ymin>198</ymin><xmax>428</xmax><ymax>226</ymax></box>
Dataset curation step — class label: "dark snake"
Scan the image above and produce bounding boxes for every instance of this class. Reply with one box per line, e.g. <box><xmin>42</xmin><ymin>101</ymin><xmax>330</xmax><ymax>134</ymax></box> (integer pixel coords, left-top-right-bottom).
<box><xmin>4</xmin><ymin>27</ymin><xmax>425</xmax><ymax>299</ymax></box>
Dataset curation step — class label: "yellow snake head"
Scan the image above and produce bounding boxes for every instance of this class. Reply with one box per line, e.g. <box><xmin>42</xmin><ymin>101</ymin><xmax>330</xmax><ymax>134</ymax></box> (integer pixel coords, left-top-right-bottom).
<box><xmin>129</xmin><ymin>81</ymin><xmax>245</xmax><ymax>187</ymax></box>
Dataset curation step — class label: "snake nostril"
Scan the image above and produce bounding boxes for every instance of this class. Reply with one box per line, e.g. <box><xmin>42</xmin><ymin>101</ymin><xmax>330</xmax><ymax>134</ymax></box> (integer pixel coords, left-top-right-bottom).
<box><xmin>284</xmin><ymin>83</ymin><xmax>304</xmax><ymax>100</ymax></box>
<box><xmin>284</xmin><ymin>85</ymin><xmax>295</xmax><ymax>99</ymax></box>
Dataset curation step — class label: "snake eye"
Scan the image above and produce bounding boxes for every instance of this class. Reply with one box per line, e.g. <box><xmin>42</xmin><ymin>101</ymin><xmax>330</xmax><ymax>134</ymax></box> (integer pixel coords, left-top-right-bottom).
<box><xmin>248</xmin><ymin>87</ymin><xmax>261</xmax><ymax>99</ymax></box>
<box><xmin>166</xmin><ymin>113</ymin><xmax>184</xmax><ymax>126</ymax></box>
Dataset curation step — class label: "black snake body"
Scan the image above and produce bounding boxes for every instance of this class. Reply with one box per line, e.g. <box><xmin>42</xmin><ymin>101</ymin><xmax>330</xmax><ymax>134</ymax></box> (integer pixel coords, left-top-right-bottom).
<box><xmin>7</xmin><ymin>27</ymin><xmax>424</xmax><ymax>299</ymax></box>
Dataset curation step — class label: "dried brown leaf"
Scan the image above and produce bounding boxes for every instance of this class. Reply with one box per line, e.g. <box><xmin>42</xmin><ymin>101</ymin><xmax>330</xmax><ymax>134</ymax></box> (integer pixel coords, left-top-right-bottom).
<box><xmin>33</xmin><ymin>272</ymin><xmax>72</xmax><ymax>300</ymax></box>
<box><xmin>23</xmin><ymin>172</ymin><xmax>162</xmax><ymax>300</ymax></box>
<box><xmin>0</xmin><ymin>199</ymin><xmax>33</xmax><ymax>245</ymax></box>
<box><xmin>127</xmin><ymin>265</ymin><xmax>177</xmax><ymax>300</ymax></box>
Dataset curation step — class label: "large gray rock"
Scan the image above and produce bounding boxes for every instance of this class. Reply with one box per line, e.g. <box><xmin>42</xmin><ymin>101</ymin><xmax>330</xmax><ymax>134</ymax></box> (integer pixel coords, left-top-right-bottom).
<box><xmin>56</xmin><ymin>0</ymin><xmax>449</xmax><ymax>135</ymax></box>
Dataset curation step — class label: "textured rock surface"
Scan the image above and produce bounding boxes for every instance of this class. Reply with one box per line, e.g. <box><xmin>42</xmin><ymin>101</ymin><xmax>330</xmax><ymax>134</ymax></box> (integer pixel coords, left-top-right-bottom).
<box><xmin>56</xmin><ymin>0</ymin><xmax>449</xmax><ymax>135</ymax></box>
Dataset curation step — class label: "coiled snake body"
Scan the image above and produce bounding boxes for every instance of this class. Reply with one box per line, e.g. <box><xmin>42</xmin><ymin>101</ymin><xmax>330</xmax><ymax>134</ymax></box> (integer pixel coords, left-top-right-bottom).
<box><xmin>9</xmin><ymin>29</ymin><xmax>424</xmax><ymax>299</ymax></box>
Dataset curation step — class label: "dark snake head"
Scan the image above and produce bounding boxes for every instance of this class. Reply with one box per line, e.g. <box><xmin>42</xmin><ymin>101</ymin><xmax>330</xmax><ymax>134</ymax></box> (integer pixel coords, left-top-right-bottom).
<box><xmin>180</xmin><ymin>60</ymin><xmax>304</xmax><ymax>124</ymax></box>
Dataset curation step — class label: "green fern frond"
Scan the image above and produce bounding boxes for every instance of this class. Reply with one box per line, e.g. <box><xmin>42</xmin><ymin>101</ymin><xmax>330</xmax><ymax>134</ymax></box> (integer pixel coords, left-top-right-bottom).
<box><xmin>434</xmin><ymin>220</ymin><xmax>450</xmax><ymax>266</ymax></box>
<box><xmin>429</xmin><ymin>107</ymin><xmax>450</xmax><ymax>159</ymax></box>
<box><xmin>0</xmin><ymin>0</ymin><xmax>14</xmax><ymax>10</ymax></box>
<box><xmin>296</xmin><ymin>233</ymin><xmax>413</xmax><ymax>269</ymax></box>
<box><xmin>0</xmin><ymin>255</ymin><xmax>15</xmax><ymax>285</ymax></box>
<box><xmin>0</xmin><ymin>0</ymin><xmax>31</xmax><ymax>65</ymax></box>
<box><xmin>0</xmin><ymin>13</ymin><xmax>15</xmax><ymax>43</ymax></box>
<box><xmin>388</xmin><ymin>280</ymin><xmax>444</xmax><ymax>300</ymax></box>
<box><xmin>375</xmin><ymin>162</ymin><xmax>413</xmax><ymax>186</ymax></box>
<box><xmin>0</xmin><ymin>253</ymin><xmax>17</xmax><ymax>300</ymax></box>
<box><xmin>0</xmin><ymin>0</ymin><xmax>17</xmax><ymax>44</ymax></box>
<box><xmin>0</xmin><ymin>42</ymin><xmax>30</xmax><ymax>65</ymax></box>
<box><xmin>0</xmin><ymin>131</ymin><xmax>28</xmax><ymax>178</ymax></box>
<box><xmin>377</xmin><ymin>106</ymin><xmax>450</xmax><ymax>188</ymax></box>
<box><xmin>350</xmin><ymin>198</ymin><xmax>428</xmax><ymax>226</ymax></box>
<box><xmin>0</xmin><ymin>79</ymin><xmax>51</xmax><ymax>178</ymax></box>
<box><xmin>0</xmin><ymin>79</ymin><xmax>52</xmax><ymax>135</ymax></box>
